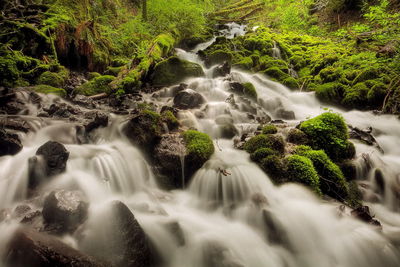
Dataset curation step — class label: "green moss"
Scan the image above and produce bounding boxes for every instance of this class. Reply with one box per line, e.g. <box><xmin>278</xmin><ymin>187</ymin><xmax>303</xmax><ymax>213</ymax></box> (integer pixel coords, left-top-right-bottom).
<box><xmin>295</xmin><ymin>146</ymin><xmax>349</xmax><ymax>200</ymax></box>
<box><xmin>317</xmin><ymin>66</ymin><xmax>343</xmax><ymax>83</ymax></box>
<box><xmin>347</xmin><ymin>181</ymin><xmax>362</xmax><ymax>208</ymax></box>
<box><xmin>244</xmin><ymin>134</ymin><xmax>285</xmax><ymax>154</ymax></box>
<box><xmin>262</xmin><ymin>124</ymin><xmax>278</xmax><ymax>134</ymax></box>
<box><xmin>342</xmin><ymin>82</ymin><xmax>369</xmax><ymax>108</ymax></box>
<box><xmin>250</xmin><ymin>147</ymin><xmax>277</xmax><ymax>162</ymax></box>
<box><xmin>233</xmin><ymin>57</ymin><xmax>253</xmax><ymax>70</ymax></box>
<box><xmin>31</xmin><ymin>85</ymin><xmax>66</xmax><ymax>97</ymax></box>
<box><xmin>259</xmin><ymin>57</ymin><xmax>288</xmax><ymax>72</ymax></box>
<box><xmin>0</xmin><ymin>55</ymin><xmax>19</xmax><ymax>87</ymax></box>
<box><xmin>299</xmin><ymin>112</ymin><xmax>351</xmax><ymax>161</ymax></box>
<box><xmin>283</xmin><ymin>77</ymin><xmax>300</xmax><ymax>89</ymax></box>
<box><xmin>315</xmin><ymin>82</ymin><xmax>346</xmax><ymax>103</ymax></box>
<box><xmin>88</xmin><ymin>72</ymin><xmax>101</xmax><ymax>80</ymax></box>
<box><xmin>353</xmin><ymin>68</ymin><xmax>381</xmax><ymax>84</ymax></box>
<box><xmin>105</xmin><ymin>66</ymin><xmax>123</xmax><ymax>76</ymax></box>
<box><xmin>37</xmin><ymin>70</ymin><xmax>69</xmax><ymax>88</ymax></box>
<box><xmin>161</xmin><ymin>110</ymin><xmax>179</xmax><ymax>130</ymax></box>
<box><xmin>206</xmin><ymin>50</ymin><xmax>233</xmax><ymax>66</ymax></box>
<box><xmin>183</xmin><ymin>130</ymin><xmax>214</xmax><ymax>162</ymax></box>
<box><xmin>242</xmin><ymin>82</ymin><xmax>257</xmax><ymax>100</ymax></box>
<box><xmin>151</xmin><ymin>56</ymin><xmax>204</xmax><ymax>87</ymax></box>
<box><xmin>290</xmin><ymin>55</ymin><xmax>306</xmax><ymax>69</ymax></box>
<box><xmin>287</xmin><ymin>128</ymin><xmax>308</xmax><ymax>145</ymax></box>
<box><xmin>76</xmin><ymin>75</ymin><xmax>115</xmax><ymax>96</ymax></box>
<box><xmin>287</xmin><ymin>155</ymin><xmax>321</xmax><ymax>195</ymax></box>
<box><xmin>367</xmin><ymin>81</ymin><xmax>387</xmax><ymax>106</ymax></box>
<box><xmin>262</xmin><ymin>67</ymin><xmax>290</xmax><ymax>81</ymax></box>
<box><xmin>261</xmin><ymin>155</ymin><xmax>285</xmax><ymax>181</ymax></box>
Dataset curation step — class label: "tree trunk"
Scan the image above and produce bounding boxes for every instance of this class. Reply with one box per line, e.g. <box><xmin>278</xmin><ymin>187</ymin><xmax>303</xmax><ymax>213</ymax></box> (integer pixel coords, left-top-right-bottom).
<box><xmin>142</xmin><ymin>0</ymin><xmax>147</xmax><ymax>21</ymax></box>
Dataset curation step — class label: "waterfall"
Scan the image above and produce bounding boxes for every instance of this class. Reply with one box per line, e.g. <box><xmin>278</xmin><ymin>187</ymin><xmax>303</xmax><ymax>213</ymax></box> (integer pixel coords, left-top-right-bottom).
<box><xmin>1</xmin><ymin>22</ymin><xmax>400</xmax><ymax>267</ymax></box>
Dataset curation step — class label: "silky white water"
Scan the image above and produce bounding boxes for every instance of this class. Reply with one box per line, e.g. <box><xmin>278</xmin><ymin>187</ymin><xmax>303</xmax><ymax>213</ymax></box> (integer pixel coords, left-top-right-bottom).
<box><xmin>0</xmin><ymin>23</ymin><xmax>400</xmax><ymax>266</ymax></box>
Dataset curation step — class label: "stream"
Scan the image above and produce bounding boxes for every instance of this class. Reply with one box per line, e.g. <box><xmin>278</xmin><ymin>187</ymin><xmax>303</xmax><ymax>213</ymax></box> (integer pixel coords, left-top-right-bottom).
<box><xmin>0</xmin><ymin>23</ymin><xmax>400</xmax><ymax>267</ymax></box>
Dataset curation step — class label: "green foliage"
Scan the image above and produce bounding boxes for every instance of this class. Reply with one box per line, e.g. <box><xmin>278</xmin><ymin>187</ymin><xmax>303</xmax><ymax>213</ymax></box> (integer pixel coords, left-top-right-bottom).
<box><xmin>295</xmin><ymin>146</ymin><xmax>349</xmax><ymax>200</ymax></box>
<box><xmin>299</xmin><ymin>112</ymin><xmax>352</xmax><ymax>161</ymax></box>
<box><xmin>76</xmin><ymin>75</ymin><xmax>115</xmax><ymax>96</ymax></box>
<box><xmin>262</xmin><ymin>124</ymin><xmax>278</xmax><ymax>134</ymax></box>
<box><xmin>287</xmin><ymin>154</ymin><xmax>322</xmax><ymax>195</ymax></box>
<box><xmin>183</xmin><ymin>130</ymin><xmax>215</xmax><ymax>162</ymax></box>
<box><xmin>31</xmin><ymin>84</ymin><xmax>66</xmax><ymax>97</ymax></box>
<box><xmin>242</xmin><ymin>82</ymin><xmax>258</xmax><ymax>100</ymax></box>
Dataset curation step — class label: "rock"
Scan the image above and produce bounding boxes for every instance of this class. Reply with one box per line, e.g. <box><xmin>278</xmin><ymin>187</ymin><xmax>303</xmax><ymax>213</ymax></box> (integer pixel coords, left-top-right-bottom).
<box><xmin>0</xmin><ymin>117</ymin><xmax>31</xmax><ymax>133</ymax></box>
<box><xmin>349</xmin><ymin>126</ymin><xmax>383</xmax><ymax>153</ymax></box>
<box><xmin>276</xmin><ymin>108</ymin><xmax>295</xmax><ymax>120</ymax></box>
<box><xmin>219</xmin><ymin>123</ymin><xmax>238</xmax><ymax>139</ymax></box>
<box><xmin>5</xmin><ymin>227</ymin><xmax>105</xmax><ymax>267</ymax></box>
<box><xmin>205</xmin><ymin>50</ymin><xmax>233</xmax><ymax>67</ymax></box>
<box><xmin>287</xmin><ymin>128</ymin><xmax>308</xmax><ymax>145</ymax></box>
<box><xmin>82</xmin><ymin>201</ymin><xmax>158</xmax><ymax>267</ymax></box>
<box><xmin>44</xmin><ymin>102</ymin><xmax>80</xmax><ymax>119</ymax></box>
<box><xmin>201</xmin><ymin>241</ymin><xmax>244</xmax><ymax>267</ymax></box>
<box><xmin>122</xmin><ymin>111</ymin><xmax>162</xmax><ymax>150</ymax></box>
<box><xmin>351</xmin><ymin>206</ymin><xmax>382</xmax><ymax>228</ymax></box>
<box><xmin>42</xmin><ymin>190</ymin><xmax>89</xmax><ymax>233</ymax></box>
<box><xmin>0</xmin><ymin>129</ymin><xmax>23</xmax><ymax>156</ymax></box>
<box><xmin>153</xmin><ymin>134</ymin><xmax>186</xmax><ymax>188</ymax></box>
<box><xmin>150</xmin><ymin>56</ymin><xmax>204</xmax><ymax>87</ymax></box>
<box><xmin>73</xmin><ymin>94</ymin><xmax>97</xmax><ymax>108</ymax></box>
<box><xmin>20</xmin><ymin>210</ymin><xmax>44</xmax><ymax>231</ymax></box>
<box><xmin>32</xmin><ymin>140</ymin><xmax>69</xmax><ymax>178</ymax></box>
<box><xmin>84</xmin><ymin>112</ymin><xmax>108</xmax><ymax>133</ymax></box>
<box><xmin>169</xmin><ymin>83</ymin><xmax>188</xmax><ymax>97</ymax></box>
<box><xmin>173</xmin><ymin>89</ymin><xmax>205</xmax><ymax>109</ymax></box>
<box><xmin>163</xmin><ymin>221</ymin><xmax>185</xmax><ymax>246</ymax></box>
<box><xmin>13</xmin><ymin>205</ymin><xmax>31</xmax><ymax>218</ymax></box>
<box><xmin>212</xmin><ymin>61</ymin><xmax>231</xmax><ymax>78</ymax></box>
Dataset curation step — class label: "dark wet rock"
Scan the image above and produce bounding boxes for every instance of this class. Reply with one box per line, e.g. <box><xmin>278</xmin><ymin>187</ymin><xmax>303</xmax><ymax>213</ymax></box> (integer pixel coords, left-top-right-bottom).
<box><xmin>161</xmin><ymin>106</ymin><xmax>180</xmax><ymax>116</ymax></box>
<box><xmin>201</xmin><ymin>241</ymin><xmax>244</xmax><ymax>267</ymax></box>
<box><xmin>20</xmin><ymin>210</ymin><xmax>44</xmax><ymax>231</ymax></box>
<box><xmin>229</xmin><ymin>82</ymin><xmax>245</xmax><ymax>95</ymax></box>
<box><xmin>170</xmin><ymin>83</ymin><xmax>189</xmax><ymax>97</ymax></box>
<box><xmin>0</xmin><ymin>118</ymin><xmax>31</xmax><ymax>133</ymax></box>
<box><xmin>351</xmin><ymin>206</ymin><xmax>382</xmax><ymax>228</ymax></box>
<box><xmin>44</xmin><ymin>102</ymin><xmax>80</xmax><ymax>119</ymax></box>
<box><xmin>374</xmin><ymin>168</ymin><xmax>385</xmax><ymax>194</ymax></box>
<box><xmin>276</xmin><ymin>108</ymin><xmax>295</xmax><ymax>120</ymax></box>
<box><xmin>82</xmin><ymin>201</ymin><xmax>158</xmax><ymax>267</ymax></box>
<box><xmin>72</xmin><ymin>94</ymin><xmax>97</xmax><ymax>108</ymax></box>
<box><xmin>256</xmin><ymin>116</ymin><xmax>272</xmax><ymax>124</ymax></box>
<box><xmin>212</xmin><ymin>61</ymin><xmax>231</xmax><ymax>78</ymax></box>
<box><xmin>0</xmin><ymin>90</ymin><xmax>25</xmax><ymax>115</ymax></box>
<box><xmin>349</xmin><ymin>126</ymin><xmax>383</xmax><ymax>153</ymax></box>
<box><xmin>13</xmin><ymin>205</ymin><xmax>31</xmax><ymax>218</ymax></box>
<box><xmin>84</xmin><ymin>112</ymin><xmax>109</xmax><ymax>133</ymax></box>
<box><xmin>153</xmin><ymin>134</ymin><xmax>186</xmax><ymax>188</ymax></box>
<box><xmin>163</xmin><ymin>221</ymin><xmax>185</xmax><ymax>246</ymax></box>
<box><xmin>173</xmin><ymin>89</ymin><xmax>205</xmax><ymax>109</ymax></box>
<box><xmin>0</xmin><ymin>129</ymin><xmax>23</xmax><ymax>156</ymax></box>
<box><xmin>42</xmin><ymin>190</ymin><xmax>89</xmax><ymax>234</ymax></box>
<box><xmin>5</xmin><ymin>227</ymin><xmax>105</xmax><ymax>267</ymax></box>
<box><xmin>122</xmin><ymin>112</ymin><xmax>162</xmax><ymax>150</ymax></box>
<box><xmin>219</xmin><ymin>123</ymin><xmax>238</xmax><ymax>139</ymax></box>
<box><xmin>261</xmin><ymin>209</ymin><xmax>291</xmax><ymax>248</ymax></box>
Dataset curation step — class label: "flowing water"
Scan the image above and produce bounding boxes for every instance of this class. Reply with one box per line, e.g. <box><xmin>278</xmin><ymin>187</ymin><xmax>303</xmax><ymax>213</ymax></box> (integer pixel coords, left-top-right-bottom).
<box><xmin>1</xmin><ymin>23</ymin><xmax>400</xmax><ymax>266</ymax></box>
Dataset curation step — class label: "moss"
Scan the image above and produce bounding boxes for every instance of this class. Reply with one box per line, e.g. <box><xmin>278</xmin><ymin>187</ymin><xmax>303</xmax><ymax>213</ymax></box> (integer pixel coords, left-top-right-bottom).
<box><xmin>340</xmin><ymin>160</ymin><xmax>357</xmax><ymax>181</ymax></box>
<box><xmin>283</xmin><ymin>77</ymin><xmax>300</xmax><ymax>89</ymax></box>
<box><xmin>242</xmin><ymin>82</ymin><xmax>257</xmax><ymax>100</ymax></box>
<box><xmin>342</xmin><ymin>82</ymin><xmax>369</xmax><ymax>108</ymax></box>
<box><xmin>161</xmin><ymin>110</ymin><xmax>179</xmax><ymax>130</ymax></box>
<box><xmin>206</xmin><ymin>50</ymin><xmax>233</xmax><ymax>66</ymax></box>
<box><xmin>105</xmin><ymin>66</ymin><xmax>123</xmax><ymax>76</ymax></box>
<box><xmin>183</xmin><ymin>130</ymin><xmax>214</xmax><ymax>162</ymax></box>
<box><xmin>353</xmin><ymin>68</ymin><xmax>381</xmax><ymax>84</ymax></box>
<box><xmin>88</xmin><ymin>72</ymin><xmax>101</xmax><ymax>80</ymax></box>
<box><xmin>295</xmin><ymin>146</ymin><xmax>349</xmax><ymax>200</ymax></box>
<box><xmin>347</xmin><ymin>181</ymin><xmax>362</xmax><ymax>208</ymax></box>
<box><xmin>299</xmin><ymin>112</ymin><xmax>351</xmax><ymax>161</ymax></box>
<box><xmin>151</xmin><ymin>56</ymin><xmax>204</xmax><ymax>87</ymax></box>
<box><xmin>287</xmin><ymin>155</ymin><xmax>321</xmax><ymax>195</ymax></box>
<box><xmin>290</xmin><ymin>55</ymin><xmax>306</xmax><ymax>69</ymax></box>
<box><xmin>287</xmin><ymin>128</ymin><xmax>308</xmax><ymax>145</ymax></box>
<box><xmin>367</xmin><ymin>81</ymin><xmax>387</xmax><ymax>106</ymax></box>
<box><xmin>233</xmin><ymin>57</ymin><xmax>253</xmax><ymax>70</ymax></box>
<box><xmin>315</xmin><ymin>82</ymin><xmax>346</xmax><ymax>103</ymax></box>
<box><xmin>0</xmin><ymin>55</ymin><xmax>19</xmax><ymax>87</ymax></box>
<box><xmin>244</xmin><ymin>36</ymin><xmax>273</xmax><ymax>52</ymax></box>
<box><xmin>262</xmin><ymin>124</ymin><xmax>278</xmax><ymax>134</ymax></box>
<box><xmin>31</xmin><ymin>85</ymin><xmax>66</xmax><ymax>97</ymax></box>
<box><xmin>250</xmin><ymin>147</ymin><xmax>277</xmax><ymax>162</ymax></box>
<box><xmin>317</xmin><ymin>66</ymin><xmax>342</xmax><ymax>83</ymax></box>
<box><xmin>76</xmin><ymin>75</ymin><xmax>115</xmax><ymax>96</ymax></box>
<box><xmin>244</xmin><ymin>134</ymin><xmax>285</xmax><ymax>154</ymax></box>
<box><xmin>262</xmin><ymin>67</ymin><xmax>290</xmax><ymax>81</ymax></box>
<box><xmin>259</xmin><ymin>57</ymin><xmax>288</xmax><ymax>72</ymax></box>
<box><xmin>261</xmin><ymin>155</ymin><xmax>285</xmax><ymax>181</ymax></box>
<box><xmin>37</xmin><ymin>70</ymin><xmax>69</xmax><ymax>88</ymax></box>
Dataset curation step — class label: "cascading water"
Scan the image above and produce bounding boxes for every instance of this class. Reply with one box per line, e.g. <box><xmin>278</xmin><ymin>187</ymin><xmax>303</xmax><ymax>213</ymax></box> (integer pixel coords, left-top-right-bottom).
<box><xmin>1</xmin><ymin>23</ymin><xmax>400</xmax><ymax>267</ymax></box>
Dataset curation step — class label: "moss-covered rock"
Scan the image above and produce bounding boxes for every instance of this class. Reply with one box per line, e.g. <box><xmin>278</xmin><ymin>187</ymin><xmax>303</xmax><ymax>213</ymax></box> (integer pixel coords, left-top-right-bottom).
<box><xmin>287</xmin><ymin>128</ymin><xmax>308</xmax><ymax>145</ymax></box>
<box><xmin>342</xmin><ymin>82</ymin><xmax>369</xmax><ymax>108</ymax></box>
<box><xmin>295</xmin><ymin>146</ymin><xmax>349</xmax><ymax>200</ymax></box>
<box><xmin>233</xmin><ymin>57</ymin><xmax>253</xmax><ymax>70</ymax></box>
<box><xmin>205</xmin><ymin>50</ymin><xmax>233</xmax><ymax>67</ymax></box>
<box><xmin>262</xmin><ymin>124</ymin><xmax>278</xmax><ymax>134</ymax></box>
<box><xmin>242</xmin><ymin>82</ymin><xmax>257</xmax><ymax>100</ymax></box>
<box><xmin>315</xmin><ymin>82</ymin><xmax>346</xmax><ymax>103</ymax></box>
<box><xmin>31</xmin><ymin>85</ymin><xmax>67</xmax><ymax>97</ymax></box>
<box><xmin>37</xmin><ymin>70</ymin><xmax>69</xmax><ymax>88</ymax></box>
<box><xmin>299</xmin><ymin>112</ymin><xmax>352</xmax><ymax>161</ymax></box>
<box><xmin>262</xmin><ymin>67</ymin><xmax>290</xmax><ymax>81</ymax></box>
<box><xmin>87</xmin><ymin>72</ymin><xmax>101</xmax><ymax>80</ymax></box>
<box><xmin>261</xmin><ymin>155</ymin><xmax>285</xmax><ymax>181</ymax></box>
<box><xmin>287</xmin><ymin>154</ymin><xmax>321</xmax><ymax>195</ymax></box>
<box><xmin>150</xmin><ymin>56</ymin><xmax>204</xmax><ymax>87</ymax></box>
<box><xmin>244</xmin><ymin>134</ymin><xmax>285</xmax><ymax>154</ymax></box>
<box><xmin>367</xmin><ymin>80</ymin><xmax>387</xmax><ymax>106</ymax></box>
<box><xmin>76</xmin><ymin>75</ymin><xmax>115</xmax><ymax>96</ymax></box>
<box><xmin>250</xmin><ymin>147</ymin><xmax>277</xmax><ymax>162</ymax></box>
<box><xmin>161</xmin><ymin>110</ymin><xmax>179</xmax><ymax>131</ymax></box>
<box><xmin>283</xmin><ymin>77</ymin><xmax>300</xmax><ymax>89</ymax></box>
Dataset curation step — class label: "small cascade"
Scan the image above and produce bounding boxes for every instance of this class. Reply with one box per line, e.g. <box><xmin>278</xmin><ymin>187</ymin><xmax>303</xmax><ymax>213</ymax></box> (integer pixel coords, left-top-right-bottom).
<box><xmin>272</xmin><ymin>41</ymin><xmax>282</xmax><ymax>59</ymax></box>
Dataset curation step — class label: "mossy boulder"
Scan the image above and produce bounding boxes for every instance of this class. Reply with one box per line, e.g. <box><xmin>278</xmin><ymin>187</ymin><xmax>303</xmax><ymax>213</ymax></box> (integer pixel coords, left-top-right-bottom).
<box><xmin>161</xmin><ymin>110</ymin><xmax>179</xmax><ymax>131</ymax></box>
<box><xmin>205</xmin><ymin>50</ymin><xmax>233</xmax><ymax>67</ymax></box>
<box><xmin>76</xmin><ymin>75</ymin><xmax>115</xmax><ymax>96</ymax></box>
<box><xmin>295</xmin><ymin>146</ymin><xmax>349</xmax><ymax>200</ymax></box>
<box><xmin>87</xmin><ymin>72</ymin><xmax>101</xmax><ymax>80</ymax></box>
<box><xmin>287</xmin><ymin>128</ymin><xmax>308</xmax><ymax>145</ymax></box>
<box><xmin>342</xmin><ymin>82</ymin><xmax>369</xmax><ymax>108</ymax></box>
<box><xmin>37</xmin><ymin>69</ymin><xmax>69</xmax><ymax>88</ymax></box>
<box><xmin>250</xmin><ymin>147</ymin><xmax>277</xmax><ymax>162</ymax></box>
<box><xmin>287</xmin><ymin>155</ymin><xmax>321</xmax><ymax>195</ymax></box>
<box><xmin>315</xmin><ymin>82</ymin><xmax>346</xmax><ymax>104</ymax></box>
<box><xmin>31</xmin><ymin>85</ymin><xmax>67</xmax><ymax>97</ymax></box>
<box><xmin>283</xmin><ymin>77</ymin><xmax>300</xmax><ymax>89</ymax></box>
<box><xmin>151</xmin><ymin>56</ymin><xmax>204</xmax><ymax>87</ymax></box>
<box><xmin>299</xmin><ymin>112</ymin><xmax>353</xmax><ymax>161</ymax></box>
<box><xmin>233</xmin><ymin>57</ymin><xmax>253</xmax><ymax>70</ymax></box>
<box><xmin>244</xmin><ymin>134</ymin><xmax>285</xmax><ymax>154</ymax></box>
<box><xmin>261</xmin><ymin>155</ymin><xmax>285</xmax><ymax>181</ymax></box>
<box><xmin>262</xmin><ymin>67</ymin><xmax>290</xmax><ymax>81</ymax></box>
<box><xmin>183</xmin><ymin>130</ymin><xmax>214</xmax><ymax>178</ymax></box>
<box><xmin>242</xmin><ymin>82</ymin><xmax>257</xmax><ymax>100</ymax></box>
<box><xmin>262</xmin><ymin>124</ymin><xmax>278</xmax><ymax>134</ymax></box>
<box><xmin>366</xmin><ymin>80</ymin><xmax>387</xmax><ymax>106</ymax></box>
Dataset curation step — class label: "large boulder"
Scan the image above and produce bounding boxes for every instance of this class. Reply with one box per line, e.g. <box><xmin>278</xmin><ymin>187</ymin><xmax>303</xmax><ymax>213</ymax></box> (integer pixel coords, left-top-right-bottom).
<box><xmin>173</xmin><ymin>89</ymin><xmax>205</xmax><ymax>109</ymax></box>
<box><xmin>28</xmin><ymin>141</ymin><xmax>69</xmax><ymax>189</ymax></box>
<box><xmin>122</xmin><ymin>110</ymin><xmax>162</xmax><ymax>151</ymax></box>
<box><xmin>5</xmin><ymin>228</ymin><xmax>105</xmax><ymax>267</ymax></box>
<box><xmin>150</xmin><ymin>56</ymin><xmax>204</xmax><ymax>87</ymax></box>
<box><xmin>81</xmin><ymin>201</ymin><xmax>158</xmax><ymax>267</ymax></box>
<box><xmin>0</xmin><ymin>129</ymin><xmax>22</xmax><ymax>156</ymax></box>
<box><xmin>42</xmin><ymin>190</ymin><xmax>89</xmax><ymax>233</ymax></box>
